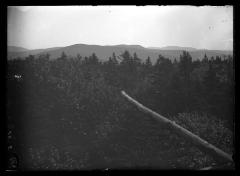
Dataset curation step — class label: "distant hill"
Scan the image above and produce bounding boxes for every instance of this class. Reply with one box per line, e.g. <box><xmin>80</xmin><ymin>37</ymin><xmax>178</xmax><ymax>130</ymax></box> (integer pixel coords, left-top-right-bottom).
<box><xmin>8</xmin><ymin>46</ymin><xmax>64</xmax><ymax>59</ymax></box>
<box><xmin>8</xmin><ymin>46</ymin><xmax>29</xmax><ymax>52</ymax></box>
<box><xmin>7</xmin><ymin>44</ymin><xmax>233</xmax><ymax>63</ymax></box>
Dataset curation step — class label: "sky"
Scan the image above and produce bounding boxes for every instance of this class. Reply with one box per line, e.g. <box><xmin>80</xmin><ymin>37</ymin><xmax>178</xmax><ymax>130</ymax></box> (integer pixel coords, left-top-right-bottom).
<box><xmin>7</xmin><ymin>6</ymin><xmax>233</xmax><ymax>50</ymax></box>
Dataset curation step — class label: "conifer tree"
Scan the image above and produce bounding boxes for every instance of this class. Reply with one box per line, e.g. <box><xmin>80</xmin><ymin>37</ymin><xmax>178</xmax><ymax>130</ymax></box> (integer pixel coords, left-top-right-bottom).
<box><xmin>60</xmin><ymin>51</ymin><xmax>67</xmax><ymax>60</ymax></box>
<box><xmin>133</xmin><ymin>52</ymin><xmax>141</xmax><ymax>65</ymax></box>
<box><xmin>145</xmin><ymin>56</ymin><xmax>152</xmax><ymax>67</ymax></box>
<box><xmin>112</xmin><ymin>52</ymin><xmax>118</xmax><ymax>65</ymax></box>
<box><xmin>179</xmin><ymin>51</ymin><xmax>193</xmax><ymax>82</ymax></box>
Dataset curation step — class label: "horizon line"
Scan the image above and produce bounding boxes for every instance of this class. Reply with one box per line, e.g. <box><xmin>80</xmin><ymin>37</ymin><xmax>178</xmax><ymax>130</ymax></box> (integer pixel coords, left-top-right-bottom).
<box><xmin>7</xmin><ymin>43</ymin><xmax>233</xmax><ymax>52</ymax></box>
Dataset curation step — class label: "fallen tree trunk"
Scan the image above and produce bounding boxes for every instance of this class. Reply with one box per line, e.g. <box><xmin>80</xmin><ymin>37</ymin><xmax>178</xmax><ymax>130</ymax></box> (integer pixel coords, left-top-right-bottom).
<box><xmin>121</xmin><ymin>90</ymin><xmax>233</xmax><ymax>165</ymax></box>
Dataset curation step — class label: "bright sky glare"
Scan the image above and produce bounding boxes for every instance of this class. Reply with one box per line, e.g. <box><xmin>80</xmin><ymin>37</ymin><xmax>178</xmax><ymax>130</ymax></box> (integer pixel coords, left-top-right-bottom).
<box><xmin>8</xmin><ymin>6</ymin><xmax>233</xmax><ymax>50</ymax></box>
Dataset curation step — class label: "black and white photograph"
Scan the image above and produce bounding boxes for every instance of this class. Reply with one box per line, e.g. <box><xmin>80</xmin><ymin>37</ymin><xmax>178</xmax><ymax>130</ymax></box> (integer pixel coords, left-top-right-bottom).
<box><xmin>6</xmin><ymin>5</ymin><xmax>234</xmax><ymax>170</ymax></box>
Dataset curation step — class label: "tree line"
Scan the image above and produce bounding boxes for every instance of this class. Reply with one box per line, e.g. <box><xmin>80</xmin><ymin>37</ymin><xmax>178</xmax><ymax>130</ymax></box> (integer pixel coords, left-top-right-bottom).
<box><xmin>8</xmin><ymin>50</ymin><xmax>234</xmax><ymax>128</ymax></box>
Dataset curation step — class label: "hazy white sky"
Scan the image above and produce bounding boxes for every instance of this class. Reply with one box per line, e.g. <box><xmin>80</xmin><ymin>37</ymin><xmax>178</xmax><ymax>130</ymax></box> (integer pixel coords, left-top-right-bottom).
<box><xmin>8</xmin><ymin>6</ymin><xmax>233</xmax><ymax>50</ymax></box>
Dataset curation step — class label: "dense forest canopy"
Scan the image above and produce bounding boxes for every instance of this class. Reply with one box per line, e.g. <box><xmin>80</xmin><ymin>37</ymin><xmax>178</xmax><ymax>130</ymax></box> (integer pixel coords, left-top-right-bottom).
<box><xmin>7</xmin><ymin>50</ymin><xmax>234</xmax><ymax>169</ymax></box>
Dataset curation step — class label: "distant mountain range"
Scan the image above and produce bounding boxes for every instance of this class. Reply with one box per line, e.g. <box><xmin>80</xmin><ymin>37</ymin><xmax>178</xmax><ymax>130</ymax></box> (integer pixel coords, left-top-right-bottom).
<box><xmin>8</xmin><ymin>44</ymin><xmax>233</xmax><ymax>63</ymax></box>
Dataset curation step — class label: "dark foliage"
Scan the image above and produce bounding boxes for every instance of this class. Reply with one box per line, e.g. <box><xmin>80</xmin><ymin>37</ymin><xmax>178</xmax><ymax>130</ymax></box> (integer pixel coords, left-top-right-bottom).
<box><xmin>7</xmin><ymin>50</ymin><xmax>234</xmax><ymax>170</ymax></box>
